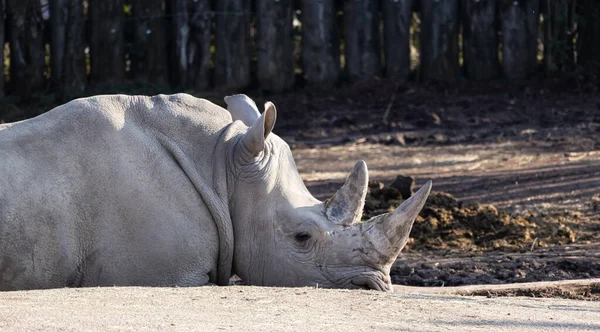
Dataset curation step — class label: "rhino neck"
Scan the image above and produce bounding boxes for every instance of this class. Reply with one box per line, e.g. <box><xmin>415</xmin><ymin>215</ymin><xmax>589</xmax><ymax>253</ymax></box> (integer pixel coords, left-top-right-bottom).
<box><xmin>228</xmin><ymin>138</ymin><xmax>322</xmax><ymax>286</ymax></box>
<box><xmin>143</xmin><ymin>96</ymin><xmax>240</xmax><ymax>286</ymax></box>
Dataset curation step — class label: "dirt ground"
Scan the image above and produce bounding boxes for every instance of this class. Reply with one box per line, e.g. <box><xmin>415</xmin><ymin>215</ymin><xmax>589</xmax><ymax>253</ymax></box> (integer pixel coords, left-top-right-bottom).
<box><xmin>265</xmin><ymin>78</ymin><xmax>600</xmax><ymax>298</ymax></box>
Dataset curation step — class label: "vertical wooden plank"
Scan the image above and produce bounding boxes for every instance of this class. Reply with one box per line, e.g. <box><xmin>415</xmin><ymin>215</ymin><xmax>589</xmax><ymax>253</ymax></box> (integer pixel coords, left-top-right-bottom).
<box><xmin>343</xmin><ymin>0</ymin><xmax>381</xmax><ymax>81</ymax></box>
<box><xmin>462</xmin><ymin>0</ymin><xmax>500</xmax><ymax>81</ymax></box>
<box><xmin>500</xmin><ymin>0</ymin><xmax>540</xmax><ymax>80</ymax></box>
<box><xmin>89</xmin><ymin>0</ymin><xmax>125</xmax><ymax>86</ymax></box>
<box><xmin>187</xmin><ymin>0</ymin><xmax>212</xmax><ymax>91</ymax></box>
<box><xmin>62</xmin><ymin>0</ymin><xmax>86</xmax><ymax>97</ymax></box>
<box><xmin>300</xmin><ymin>0</ymin><xmax>340</xmax><ymax>86</ymax></box>
<box><xmin>50</xmin><ymin>0</ymin><xmax>66</xmax><ymax>91</ymax></box>
<box><xmin>420</xmin><ymin>0</ymin><xmax>459</xmax><ymax>81</ymax></box>
<box><xmin>543</xmin><ymin>0</ymin><xmax>574</xmax><ymax>74</ymax></box>
<box><xmin>256</xmin><ymin>0</ymin><xmax>294</xmax><ymax>92</ymax></box>
<box><xmin>6</xmin><ymin>0</ymin><xmax>45</xmax><ymax>98</ymax></box>
<box><xmin>215</xmin><ymin>0</ymin><xmax>251</xmax><ymax>90</ymax></box>
<box><xmin>131</xmin><ymin>0</ymin><xmax>168</xmax><ymax>86</ymax></box>
<box><xmin>0</xmin><ymin>0</ymin><xmax>4</xmax><ymax>98</ymax></box>
<box><xmin>382</xmin><ymin>0</ymin><xmax>412</xmax><ymax>81</ymax></box>
<box><xmin>50</xmin><ymin>0</ymin><xmax>86</xmax><ymax>100</ymax></box>
<box><xmin>167</xmin><ymin>0</ymin><xmax>212</xmax><ymax>90</ymax></box>
<box><xmin>167</xmin><ymin>0</ymin><xmax>189</xmax><ymax>88</ymax></box>
<box><xmin>576</xmin><ymin>0</ymin><xmax>600</xmax><ymax>75</ymax></box>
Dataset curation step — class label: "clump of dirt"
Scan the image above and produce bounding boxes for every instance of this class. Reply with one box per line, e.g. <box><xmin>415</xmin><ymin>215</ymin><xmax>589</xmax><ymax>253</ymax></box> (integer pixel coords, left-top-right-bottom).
<box><xmin>363</xmin><ymin>180</ymin><xmax>580</xmax><ymax>252</ymax></box>
<box><xmin>363</xmin><ymin>181</ymin><xmax>404</xmax><ymax>216</ymax></box>
<box><xmin>391</xmin><ymin>251</ymin><xmax>600</xmax><ymax>287</ymax></box>
<box><xmin>467</xmin><ymin>283</ymin><xmax>600</xmax><ymax>301</ymax></box>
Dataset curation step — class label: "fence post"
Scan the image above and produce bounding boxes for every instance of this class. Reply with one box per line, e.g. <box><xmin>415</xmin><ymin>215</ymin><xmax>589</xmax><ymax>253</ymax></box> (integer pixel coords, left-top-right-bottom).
<box><xmin>462</xmin><ymin>0</ymin><xmax>500</xmax><ymax>81</ymax></box>
<box><xmin>89</xmin><ymin>0</ymin><xmax>125</xmax><ymax>87</ymax></box>
<box><xmin>215</xmin><ymin>0</ymin><xmax>251</xmax><ymax>91</ymax></box>
<box><xmin>131</xmin><ymin>0</ymin><xmax>168</xmax><ymax>86</ymax></box>
<box><xmin>300</xmin><ymin>0</ymin><xmax>340</xmax><ymax>86</ymax></box>
<box><xmin>6</xmin><ymin>0</ymin><xmax>45</xmax><ymax>99</ymax></box>
<box><xmin>382</xmin><ymin>0</ymin><xmax>412</xmax><ymax>81</ymax></box>
<box><xmin>343</xmin><ymin>0</ymin><xmax>382</xmax><ymax>81</ymax></box>
<box><xmin>256</xmin><ymin>0</ymin><xmax>294</xmax><ymax>92</ymax></box>
<box><xmin>420</xmin><ymin>0</ymin><xmax>459</xmax><ymax>81</ymax></box>
<box><xmin>500</xmin><ymin>0</ymin><xmax>540</xmax><ymax>80</ymax></box>
<box><xmin>50</xmin><ymin>0</ymin><xmax>86</xmax><ymax>101</ymax></box>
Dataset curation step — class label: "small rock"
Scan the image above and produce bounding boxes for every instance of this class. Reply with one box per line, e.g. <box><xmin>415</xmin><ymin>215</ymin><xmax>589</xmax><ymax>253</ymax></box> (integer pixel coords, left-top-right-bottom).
<box><xmin>394</xmin><ymin>133</ymin><xmax>406</xmax><ymax>146</ymax></box>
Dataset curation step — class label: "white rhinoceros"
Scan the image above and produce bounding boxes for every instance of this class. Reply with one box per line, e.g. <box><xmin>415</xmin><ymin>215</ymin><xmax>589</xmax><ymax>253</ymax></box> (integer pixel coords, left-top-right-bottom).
<box><xmin>0</xmin><ymin>93</ymin><xmax>431</xmax><ymax>291</ymax></box>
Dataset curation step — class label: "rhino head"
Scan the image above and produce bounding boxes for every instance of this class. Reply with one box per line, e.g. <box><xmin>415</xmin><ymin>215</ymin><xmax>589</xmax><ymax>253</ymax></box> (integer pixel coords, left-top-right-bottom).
<box><xmin>225</xmin><ymin>95</ymin><xmax>431</xmax><ymax>291</ymax></box>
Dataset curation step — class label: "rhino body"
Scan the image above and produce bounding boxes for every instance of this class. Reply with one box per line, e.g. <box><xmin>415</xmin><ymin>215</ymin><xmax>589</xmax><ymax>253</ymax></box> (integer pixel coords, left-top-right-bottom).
<box><xmin>0</xmin><ymin>94</ymin><xmax>431</xmax><ymax>291</ymax></box>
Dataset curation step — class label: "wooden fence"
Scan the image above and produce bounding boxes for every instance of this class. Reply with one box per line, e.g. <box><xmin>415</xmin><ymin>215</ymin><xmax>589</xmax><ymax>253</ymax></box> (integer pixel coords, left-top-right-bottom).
<box><xmin>0</xmin><ymin>0</ymin><xmax>599</xmax><ymax>101</ymax></box>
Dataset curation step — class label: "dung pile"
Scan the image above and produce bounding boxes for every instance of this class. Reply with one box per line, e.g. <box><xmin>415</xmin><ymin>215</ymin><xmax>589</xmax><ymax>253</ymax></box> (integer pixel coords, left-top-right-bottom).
<box><xmin>362</xmin><ymin>180</ymin><xmax>579</xmax><ymax>252</ymax></box>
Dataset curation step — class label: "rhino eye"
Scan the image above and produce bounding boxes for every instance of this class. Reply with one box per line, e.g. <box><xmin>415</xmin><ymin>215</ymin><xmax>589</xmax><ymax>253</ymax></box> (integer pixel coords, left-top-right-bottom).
<box><xmin>294</xmin><ymin>232</ymin><xmax>312</xmax><ymax>243</ymax></box>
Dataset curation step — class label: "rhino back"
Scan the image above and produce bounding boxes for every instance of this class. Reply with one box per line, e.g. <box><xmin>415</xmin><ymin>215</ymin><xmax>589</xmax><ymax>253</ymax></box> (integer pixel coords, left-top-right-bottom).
<box><xmin>0</xmin><ymin>94</ymin><xmax>232</xmax><ymax>290</ymax></box>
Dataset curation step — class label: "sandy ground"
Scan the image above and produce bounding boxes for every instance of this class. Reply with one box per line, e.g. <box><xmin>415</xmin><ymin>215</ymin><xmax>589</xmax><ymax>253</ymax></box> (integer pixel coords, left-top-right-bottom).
<box><xmin>1</xmin><ymin>282</ymin><xmax>599</xmax><ymax>332</ymax></box>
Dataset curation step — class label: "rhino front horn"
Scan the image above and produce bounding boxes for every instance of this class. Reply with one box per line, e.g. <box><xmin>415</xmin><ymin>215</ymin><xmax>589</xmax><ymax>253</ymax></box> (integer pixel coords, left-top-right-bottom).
<box><xmin>325</xmin><ymin>160</ymin><xmax>369</xmax><ymax>226</ymax></box>
<box><xmin>361</xmin><ymin>181</ymin><xmax>432</xmax><ymax>265</ymax></box>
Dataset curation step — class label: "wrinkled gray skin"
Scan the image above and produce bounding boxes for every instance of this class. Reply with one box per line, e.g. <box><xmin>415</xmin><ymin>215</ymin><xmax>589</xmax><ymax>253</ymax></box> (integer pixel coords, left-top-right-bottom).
<box><xmin>0</xmin><ymin>93</ymin><xmax>431</xmax><ymax>292</ymax></box>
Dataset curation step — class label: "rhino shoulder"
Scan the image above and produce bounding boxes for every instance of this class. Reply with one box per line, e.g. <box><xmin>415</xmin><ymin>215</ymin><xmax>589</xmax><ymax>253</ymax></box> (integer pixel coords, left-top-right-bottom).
<box><xmin>152</xmin><ymin>93</ymin><xmax>232</xmax><ymax>123</ymax></box>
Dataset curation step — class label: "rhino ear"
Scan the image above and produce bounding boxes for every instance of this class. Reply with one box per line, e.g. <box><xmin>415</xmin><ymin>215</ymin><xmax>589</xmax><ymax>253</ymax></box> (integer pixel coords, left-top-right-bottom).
<box><xmin>240</xmin><ymin>102</ymin><xmax>277</xmax><ymax>157</ymax></box>
<box><xmin>225</xmin><ymin>94</ymin><xmax>260</xmax><ymax>126</ymax></box>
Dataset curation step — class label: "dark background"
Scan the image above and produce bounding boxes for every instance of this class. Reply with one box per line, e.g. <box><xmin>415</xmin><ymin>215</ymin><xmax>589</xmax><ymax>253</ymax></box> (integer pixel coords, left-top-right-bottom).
<box><xmin>0</xmin><ymin>0</ymin><xmax>598</xmax><ymax>125</ymax></box>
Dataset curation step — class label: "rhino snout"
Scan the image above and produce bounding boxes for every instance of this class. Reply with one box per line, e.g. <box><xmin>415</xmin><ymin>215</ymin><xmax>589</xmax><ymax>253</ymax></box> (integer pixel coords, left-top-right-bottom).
<box><xmin>350</xmin><ymin>271</ymin><xmax>392</xmax><ymax>291</ymax></box>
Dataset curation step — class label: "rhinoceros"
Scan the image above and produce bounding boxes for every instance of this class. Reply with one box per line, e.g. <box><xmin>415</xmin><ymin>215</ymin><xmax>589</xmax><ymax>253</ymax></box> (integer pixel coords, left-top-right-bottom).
<box><xmin>0</xmin><ymin>94</ymin><xmax>431</xmax><ymax>291</ymax></box>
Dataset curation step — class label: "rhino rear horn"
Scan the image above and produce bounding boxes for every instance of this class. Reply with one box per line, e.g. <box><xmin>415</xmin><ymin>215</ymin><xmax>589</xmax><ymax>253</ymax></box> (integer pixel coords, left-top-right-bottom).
<box><xmin>225</xmin><ymin>94</ymin><xmax>261</xmax><ymax>126</ymax></box>
<box><xmin>325</xmin><ymin>161</ymin><xmax>369</xmax><ymax>226</ymax></box>
<box><xmin>240</xmin><ymin>102</ymin><xmax>277</xmax><ymax>157</ymax></box>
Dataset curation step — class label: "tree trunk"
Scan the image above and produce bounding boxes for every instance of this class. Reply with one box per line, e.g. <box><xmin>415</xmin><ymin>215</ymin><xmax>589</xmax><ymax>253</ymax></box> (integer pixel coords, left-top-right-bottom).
<box><xmin>256</xmin><ymin>0</ymin><xmax>294</xmax><ymax>92</ymax></box>
<box><xmin>6</xmin><ymin>0</ymin><xmax>45</xmax><ymax>99</ymax></box>
<box><xmin>382</xmin><ymin>0</ymin><xmax>412</xmax><ymax>81</ymax></box>
<box><xmin>300</xmin><ymin>0</ymin><xmax>340</xmax><ymax>86</ymax></box>
<box><xmin>89</xmin><ymin>0</ymin><xmax>124</xmax><ymax>87</ymax></box>
<box><xmin>50</xmin><ymin>0</ymin><xmax>86</xmax><ymax>101</ymax></box>
<box><xmin>343</xmin><ymin>0</ymin><xmax>381</xmax><ymax>81</ymax></box>
<box><xmin>215</xmin><ymin>0</ymin><xmax>251</xmax><ymax>91</ymax></box>
<box><xmin>131</xmin><ymin>0</ymin><xmax>168</xmax><ymax>86</ymax></box>
<box><xmin>500</xmin><ymin>0</ymin><xmax>540</xmax><ymax>80</ymax></box>
<box><xmin>576</xmin><ymin>0</ymin><xmax>600</xmax><ymax>76</ymax></box>
<box><xmin>420</xmin><ymin>0</ymin><xmax>459</xmax><ymax>81</ymax></box>
<box><xmin>462</xmin><ymin>0</ymin><xmax>500</xmax><ymax>81</ymax></box>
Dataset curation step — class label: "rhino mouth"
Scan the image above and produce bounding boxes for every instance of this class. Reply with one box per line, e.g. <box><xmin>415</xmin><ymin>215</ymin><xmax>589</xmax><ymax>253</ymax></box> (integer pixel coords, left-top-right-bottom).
<box><xmin>320</xmin><ymin>266</ymin><xmax>392</xmax><ymax>291</ymax></box>
<box><xmin>349</xmin><ymin>271</ymin><xmax>392</xmax><ymax>291</ymax></box>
